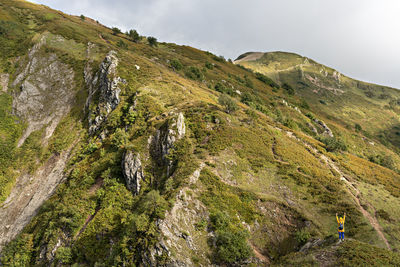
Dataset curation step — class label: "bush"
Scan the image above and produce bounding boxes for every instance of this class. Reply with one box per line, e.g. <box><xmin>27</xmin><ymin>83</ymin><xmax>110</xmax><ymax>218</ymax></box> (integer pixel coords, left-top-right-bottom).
<box><xmin>170</xmin><ymin>59</ymin><xmax>183</xmax><ymax>71</ymax></box>
<box><xmin>55</xmin><ymin>247</ymin><xmax>72</xmax><ymax>264</ymax></box>
<box><xmin>128</xmin><ymin>29</ymin><xmax>140</xmax><ymax>42</ymax></box>
<box><xmin>295</xmin><ymin>229</ymin><xmax>311</xmax><ymax>245</ymax></box>
<box><xmin>80</xmin><ymin>15</ymin><xmax>85</xmax><ymax>20</ymax></box>
<box><xmin>111</xmin><ymin>27</ymin><xmax>122</xmax><ymax>35</ymax></box>
<box><xmin>185</xmin><ymin>66</ymin><xmax>203</xmax><ymax>81</ymax></box>
<box><xmin>368</xmin><ymin>154</ymin><xmax>395</xmax><ymax>170</ymax></box>
<box><xmin>117</xmin><ymin>40</ymin><xmax>127</xmax><ymax>49</ymax></box>
<box><xmin>255</xmin><ymin>73</ymin><xmax>279</xmax><ymax>88</ymax></box>
<box><xmin>209</xmin><ymin>211</ymin><xmax>252</xmax><ymax>264</ymax></box>
<box><xmin>214</xmin><ymin>229</ymin><xmax>252</xmax><ymax>264</ymax></box>
<box><xmin>214</xmin><ymin>82</ymin><xmax>233</xmax><ymax>95</ymax></box>
<box><xmin>205</xmin><ymin>62</ymin><xmax>214</xmax><ymax>69</ymax></box>
<box><xmin>283</xmin><ymin>83</ymin><xmax>295</xmax><ymax>95</ymax></box>
<box><xmin>218</xmin><ymin>94</ymin><xmax>238</xmax><ymax>114</ymax></box>
<box><xmin>147</xmin><ymin>36</ymin><xmax>158</xmax><ymax>47</ymax></box>
<box><xmin>355</xmin><ymin>123</ymin><xmax>362</xmax><ymax>132</ymax></box>
<box><xmin>319</xmin><ymin>137</ymin><xmax>347</xmax><ymax>152</ymax></box>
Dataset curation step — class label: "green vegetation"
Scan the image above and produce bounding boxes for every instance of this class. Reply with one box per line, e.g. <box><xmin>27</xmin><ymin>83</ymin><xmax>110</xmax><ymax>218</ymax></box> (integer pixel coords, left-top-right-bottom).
<box><xmin>147</xmin><ymin>36</ymin><xmax>158</xmax><ymax>47</ymax></box>
<box><xmin>128</xmin><ymin>29</ymin><xmax>140</xmax><ymax>42</ymax></box>
<box><xmin>218</xmin><ymin>94</ymin><xmax>238</xmax><ymax>114</ymax></box>
<box><xmin>185</xmin><ymin>66</ymin><xmax>203</xmax><ymax>80</ymax></box>
<box><xmin>111</xmin><ymin>27</ymin><xmax>122</xmax><ymax>35</ymax></box>
<box><xmin>170</xmin><ymin>59</ymin><xmax>183</xmax><ymax>71</ymax></box>
<box><xmin>0</xmin><ymin>2</ymin><xmax>400</xmax><ymax>266</ymax></box>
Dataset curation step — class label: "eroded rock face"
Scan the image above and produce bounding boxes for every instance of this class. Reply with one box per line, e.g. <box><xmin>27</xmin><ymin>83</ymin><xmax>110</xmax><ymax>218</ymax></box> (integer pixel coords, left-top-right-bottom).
<box><xmin>122</xmin><ymin>150</ymin><xmax>144</xmax><ymax>195</ymax></box>
<box><xmin>143</xmin><ymin>164</ymin><xmax>210</xmax><ymax>267</ymax></box>
<box><xmin>12</xmin><ymin>34</ymin><xmax>75</xmax><ymax>147</ymax></box>
<box><xmin>314</xmin><ymin>118</ymin><xmax>334</xmax><ymax>137</ymax></box>
<box><xmin>87</xmin><ymin>51</ymin><xmax>125</xmax><ymax>134</ymax></box>
<box><xmin>151</xmin><ymin>112</ymin><xmax>186</xmax><ymax>176</ymax></box>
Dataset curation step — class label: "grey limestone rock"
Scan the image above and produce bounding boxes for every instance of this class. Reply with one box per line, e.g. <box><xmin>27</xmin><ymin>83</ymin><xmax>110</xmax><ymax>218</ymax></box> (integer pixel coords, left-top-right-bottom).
<box><xmin>88</xmin><ymin>51</ymin><xmax>126</xmax><ymax>134</ymax></box>
<box><xmin>151</xmin><ymin>112</ymin><xmax>186</xmax><ymax>176</ymax></box>
<box><xmin>122</xmin><ymin>150</ymin><xmax>144</xmax><ymax>195</ymax></box>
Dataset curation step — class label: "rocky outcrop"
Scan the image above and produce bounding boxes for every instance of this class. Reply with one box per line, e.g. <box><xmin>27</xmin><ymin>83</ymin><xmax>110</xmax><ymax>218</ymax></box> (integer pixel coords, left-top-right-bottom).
<box><xmin>12</xmin><ymin>34</ymin><xmax>75</xmax><ymax>147</ymax></box>
<box><xmin>87</xmin><ymin>51</ymin><xmax>125</xmax><ymax>134</ymax></box>
<box><xmin>122</xmin><ymin>150</ymin><xmax>144</xmax><ymax>195</ymax></box>
<box><xmin>0</xmin><ymin>73</ymin><xmax>9</xmax><ymax>92</ymax></box>
<box><xmin>0</xmin><ymin>142</ymin><xmax>76</xmax><ymax>251</ymax></box>
<box><xmin>314</xmin><ymin>118</ymin><xmax>334</xmax><ymax>137</ymax></box>
<box><xmin>143</xmin><ymin>164</ymin><xmax>210</xmax><ymax>267</ymax></box>
<box><xmin>151</xmin><ymin>112</ymin><xmax>186</xmax><ymax>176</ymax></box>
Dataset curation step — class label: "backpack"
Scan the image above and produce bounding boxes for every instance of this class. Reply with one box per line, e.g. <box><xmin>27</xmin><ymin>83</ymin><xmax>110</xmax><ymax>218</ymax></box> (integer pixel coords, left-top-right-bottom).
<box><xmin>338</xmin><ymin>223</ymin><xmax>343</xmax><ymax>230</ymax></box>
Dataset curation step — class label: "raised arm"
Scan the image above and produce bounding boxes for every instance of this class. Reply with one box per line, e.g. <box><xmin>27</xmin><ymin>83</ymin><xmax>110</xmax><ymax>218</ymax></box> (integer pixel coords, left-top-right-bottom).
<box><xmin>343</xmin><ymin>212</ymin><xmax>346</xmax><ymax>223</ymax></box>
<box><xmin>336</xmin><ymin>213</ymin><xmax>339</xmax><ymax>223</ymax></box>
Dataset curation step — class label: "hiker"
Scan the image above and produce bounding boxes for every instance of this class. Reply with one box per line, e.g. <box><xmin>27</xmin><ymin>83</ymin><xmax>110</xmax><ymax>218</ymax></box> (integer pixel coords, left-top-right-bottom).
<box><xmin>336</xmin><ymin>212</ymin><xmax>346</xmax><ymax>241</ymax></box>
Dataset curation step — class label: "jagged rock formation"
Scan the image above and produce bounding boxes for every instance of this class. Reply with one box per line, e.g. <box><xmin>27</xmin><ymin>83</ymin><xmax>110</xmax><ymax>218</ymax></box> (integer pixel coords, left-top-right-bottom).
<box><xmin>151</xmin><ymin>112</ymin><xmax>186</xmax><ymax>176</ymax></box>
<box><xmin>314</xmin><ymin>118</ymin><xmax>334</xmax><ymax>137</ymax></box>
<box><xmin>12</xmin><ymin>34</ymin><xmax>75</xmax><ymax>147</ymax></box>
<box><xmin>144</xmin><ymin>164</ymin><xmax>210</xmax><ymax>267</ymax></box>
<box><xmin>87</xmin><ymin>51</ymin><xmax>125</xmax><ymax>135</ymax></box>
<box><xmin>122</xmin><ymin>150</ymin><xmax>144</xmax><ymax>195</ymax></box>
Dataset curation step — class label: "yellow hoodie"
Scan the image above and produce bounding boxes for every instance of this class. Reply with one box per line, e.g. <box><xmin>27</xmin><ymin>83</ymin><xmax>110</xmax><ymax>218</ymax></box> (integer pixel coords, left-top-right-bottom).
<box><xmin>336</xmin><ymin>214</ymin><xmax>345</xmax><ymax>232</ymax></box>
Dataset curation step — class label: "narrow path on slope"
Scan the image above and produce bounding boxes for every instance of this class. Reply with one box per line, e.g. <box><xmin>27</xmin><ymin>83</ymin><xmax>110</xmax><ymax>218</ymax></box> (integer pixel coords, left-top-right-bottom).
<box><xmin>282</xmin><ymin>130</ymin><xmax>391</xmax><ymax>250</ymax></box>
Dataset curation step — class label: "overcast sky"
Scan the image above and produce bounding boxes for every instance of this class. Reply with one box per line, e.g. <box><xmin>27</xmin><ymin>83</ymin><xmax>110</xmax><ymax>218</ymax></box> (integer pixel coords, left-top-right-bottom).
<box><xmin>30</xmin><ymin>0</ymin><xmax>400</xmax><ymax>88</ymax></box>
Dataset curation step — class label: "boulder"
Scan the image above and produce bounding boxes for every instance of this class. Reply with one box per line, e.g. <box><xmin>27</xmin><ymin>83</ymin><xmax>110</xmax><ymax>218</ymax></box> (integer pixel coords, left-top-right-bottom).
<box><xmin>122</xmin><ymin>150</ymin><xmax>144</xmax><ymax>195</ymax></box>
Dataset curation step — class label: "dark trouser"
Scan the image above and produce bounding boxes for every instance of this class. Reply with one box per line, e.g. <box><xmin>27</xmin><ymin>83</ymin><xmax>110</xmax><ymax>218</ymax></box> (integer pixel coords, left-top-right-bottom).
<box><xmin>338</xmin><ymin>232</ymin><xmax>344</xmax><ymax>240</ymax></box>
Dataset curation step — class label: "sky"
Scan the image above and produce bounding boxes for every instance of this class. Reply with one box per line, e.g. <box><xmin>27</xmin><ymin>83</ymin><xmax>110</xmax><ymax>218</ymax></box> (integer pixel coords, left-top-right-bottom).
<box><xmin>30</xmin><ymin>0</ymin><xmax>400</xmax><ymax>88</ymax></box>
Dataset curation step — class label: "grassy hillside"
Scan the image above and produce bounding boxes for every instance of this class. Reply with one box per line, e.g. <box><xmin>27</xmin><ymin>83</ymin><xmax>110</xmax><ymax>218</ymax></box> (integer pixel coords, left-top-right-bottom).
<box><xmin>0</xmin><ymin>1</ymin><xmax>399</xmax><ymax>266</ymax></box>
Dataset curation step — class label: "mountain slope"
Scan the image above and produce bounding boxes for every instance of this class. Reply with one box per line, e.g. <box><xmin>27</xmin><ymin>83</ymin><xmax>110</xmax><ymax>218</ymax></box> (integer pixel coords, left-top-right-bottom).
<box><xmin>0</xmin><ymin>1</ymin><xmax>400</xmax><ymax>266</ymax></box>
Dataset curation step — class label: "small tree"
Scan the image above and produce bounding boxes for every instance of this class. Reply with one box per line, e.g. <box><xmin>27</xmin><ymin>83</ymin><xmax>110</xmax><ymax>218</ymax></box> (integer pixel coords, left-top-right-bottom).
<box><xmin>111</xmin><ymin>27</ymin><xmax>122</xmax><ymax>35</ymax></box>
<box><xmin>218</xmin><ymin>94</ymin><xmax>238</xmax><ymax>114</ymax></box>
<box><xmin>80</xmin><ymin>15</ymin><xmax>85</xmax><ymax>20</ymax></box>
<box><xmin>128</xmin><ymin>29</ymin><xmax>140</xmax><ymax>42</ymax></box>
<box><xmin>147</xmin><ymin>36</ymin><xmax>158</xmax><ymax>47</ymax></box>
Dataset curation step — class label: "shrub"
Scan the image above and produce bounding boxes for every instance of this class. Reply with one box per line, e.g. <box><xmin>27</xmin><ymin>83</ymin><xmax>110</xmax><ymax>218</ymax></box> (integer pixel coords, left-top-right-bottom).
<box><xmin>112</xmin><ymin>128</ymin><xmax>129</xmax><ymax>148</ymax></box>
<box><xmin>218</xmin><ymin>94</ymin><xmax>238</xmax><ymax>114</ymax></box>
<box><xmin>170</xmin><ymin>59</ymin><xmax>183</xmax><ymax>71</ymax></box>
<box><xmin>295</xmin><ymin>229</ymin><xmax>311</xmax><ymax>245</ymax></box>
<box><xmin>147</xmin><ymin>36</ymin><xmax>158</xmax><ymax>47</ymax></box>
<box><xmin>214</xmin><ymin>229</ymin><xmax>252</xmax><ymax>264</ymax></box>
<box><xmin>205</xmin><ymin>62</ymin><xmax>214</xmax><ymax>69</ymax></box>
<box><xmin>111</xmin><ymin>27</ymin><xmax>122</xmax><ymax>35</ymax></box>
<box><xmin>355</xmin><ymin>123</ymin><xmax>362</xmax><ymax>132</ymax></box>
<box><xmin>319</xmin><ymin>136</ymin><xmax>347</xmax><ymax>152</ymax></box>
<box><xmin>283</xmin><ymin>83</ymin><xmax>295</xmax><ymax>95</ymax></box>
<box><xmin>214</xmin><ymin>82</ymin><xmax>233</xmax><ymax>95</ymax></box>
<box><xmin>255</xmin><ymin>73</ymin><xmax>279</xmax><ymax>88</ymax></box>
<box><xmin>185</xmin><ymin>66</ymin><xmax>203</xmax><ymax>81</ymax></box>
<box><xmin>117</xmin><ymin>40</ymin><xmax>127</xmax><ymax>49</ymax></box>
<box><xmin>55</xmin><ymin>247</ymin><xmax>72</xmax><ymax>264</ymax></box>
<box><xmin>368</xmin><ymin>154</ymin><xmax>395</xmax><ymax>170</ymax></box>
<box><xmin>128</xmin><ymin>29</ymin><xmax>140</xmax><ymax>42</ymax></box>
<box><xmin>79</xmin><ymin>15</ymin><xmax>85</xmax><ymax>20</ymax></box>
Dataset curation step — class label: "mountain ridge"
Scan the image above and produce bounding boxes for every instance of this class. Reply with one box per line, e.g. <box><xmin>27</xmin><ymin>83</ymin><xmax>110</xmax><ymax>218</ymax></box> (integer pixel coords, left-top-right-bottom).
<box><xmin>0</xmin><ymin>1</ymin><xmax>400</xmax><ymax>266</ymax></box>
